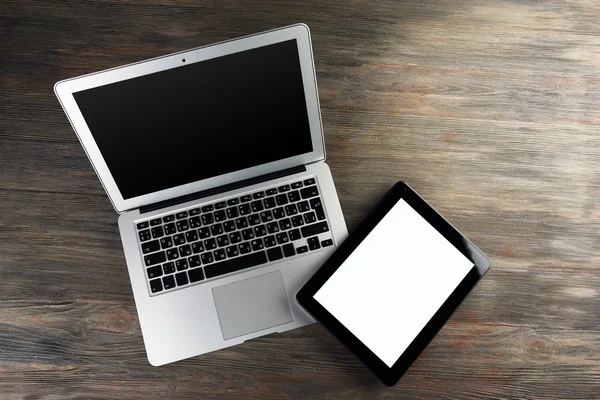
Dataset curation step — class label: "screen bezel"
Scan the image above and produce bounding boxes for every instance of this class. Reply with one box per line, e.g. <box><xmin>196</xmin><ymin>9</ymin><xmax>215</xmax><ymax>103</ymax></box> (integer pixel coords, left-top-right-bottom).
<box><xmin>54</xmin><ymin>24</ymin><xmax>325</xmax><ymax>213</ymax></box>
<box><xmin>297</xmin><ymin>182</ymin><xmax>490</xmax><ymax>386</ymax></box>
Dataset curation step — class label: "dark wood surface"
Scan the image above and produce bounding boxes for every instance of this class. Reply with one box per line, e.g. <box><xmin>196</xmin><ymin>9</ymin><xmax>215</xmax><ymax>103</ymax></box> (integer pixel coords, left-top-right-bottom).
<box><xmin>2</xmin><ymin>0</ymin><xmax>599</xmax><ymax>398</ymax></box>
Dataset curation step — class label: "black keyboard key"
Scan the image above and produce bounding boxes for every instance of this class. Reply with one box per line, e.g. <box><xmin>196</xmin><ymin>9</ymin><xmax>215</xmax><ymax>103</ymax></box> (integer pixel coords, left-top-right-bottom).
<box><xmin>211</xmin><ymin>223</ymin><xmax>223</xmax><ymax>236</ymax></box>
<box><xmin>229</xmin><ymin>231</ymin><xmax>242</xmax><ymax>244</ymax></box>
<box><xmin>189</xmin><ymin>216</ymin><xmax>201</xmax><ymax>228</ymax></box>
<box><xmin>239</xmin><ymin>203</ymin><xmax>251</xmax><ymax>216</ymax></box>
<box><xmin>223</xmin><ymin>220</ymin><xmax>236</xmax><ymax>233</ymax></box>
<box><xmin>198</xmin><ymin>227</ymin><xmax>211</xmax><ymax>239</ymax></box>
<box><xmin>315</xmin><ymin>207</ymin><xmax>326</xmax><ymax>221</ymax></box>
<box><xmin>285</xmin><ymin>204</ymin><xmax>298</xmax><ymax>216</ymax></box>
<box><xmin>226</xmin><ymin>207</ymin><xmax>239</xmax><ymax>219</ymax></box>
<box><xmin>215</xmin><ymin>201</ymin><xmax>227</xmax><ymax>209</ymax></box>
<box><xmin>216</xmin><ymin>234</ymin><xmax>230</xmax><ymax>247</ymax></box>
<box><xmin>253</xmin><ymin>191</ymin><xmax>265</xmax><ymax>199</ymax></box>
<box><xmin>311</xmin><ymin>197</ymin><xmax>325</xmax><ymax>213</ymax></box>
<box><xmin>251</xmin><ymin>239</ymin><xmax>264</xmax><ymax>251</ymax></box>
<box><xmin>227</xmin><ymin>198</ymin><xmax>240</xmax><ymax>206</ymax></box>
<box><xmin>267</xmin><ymin>247</ymin><xmax>284</xmax><ymax>262</ymax></box>
<box><xmin>291</xmin><ymin>181</ymin><xmax>303</xmax><ymax>189</ymax></box>
<box><xmin>275</xmin><ymin>194</ymin><xmax>288</xmax><ymax>206</ymax></box>
<box><xmin>276</xmin><ymin>232</ymin><xmax>289</xmax><ymax>244</ymax></box>
<box><xmin>308</xmin><ymin>236</ymin><xmax>321</xmax><ymax>251</ymax></box>
<box><xmin>204</xmin><ymin>238</ymin><xmax>217</xmax><ymax>250</ymax></box>
<box><xmin>186</xmin><ymin>230</ymin><xmax>198</xmax><ymax>242</ymax></box>
<box><xmin>214</xmin><ymin>248</ymin><xmax>226</xmax><ymax>261</ymax></box>
<box><xmin>242</xmin><ymin>228</ymin><xmax>255</xmax><ymax>241</ymax></box>
<box><xmin>303</xmin><ymin>212</ymin><xmax>317</xmax><ymax>224</ymax></box>
<box><xmin>302</xmin><ymin>221</ymin><xmax>330</xmax><ymax>237</ymax></box>
<box><xmin>150</xmin><ymin>218</ymin><xmax>162</xmax><ymax>226</ymax></box>
<box><xmin>164</xmin><ymin>223</ymin><xmax>177</xmax><ymax>235</ymax></box>
<box><xmin>264</xmin><ymin>235</ymin><xmax>276</xmax><ymax>248</ymax></box>
<box><xmin>176</xmin><ymin>211</ymin><xmax>188</xmax><ymax>219</ymax></box>
<box><xmin>176</xmin><ymin>220</ymin><xmax>188</xmax><ymax>232</ymax></box>
<box><xmin>288</xmin><ymin>190</ymin><xmax>301</xmax><ymax>202</ymax></box>
<box><xmin>239</xmin><ymin>242</ymin><xmax>251</xmax><ymax>254</ymax></box>
<box><xmin>278</xmin><ymin>184</ymin><xmax>290</xmax><ymax>192</ymax></box>
<box><xmin>175</xmin><ymin>258</ymin><xmax>188</xmax><ymax>271</ymax></box>
<box><xmin>189</xmin><ymin>208</ymin><xmax>201</xmax><ymax>216</ymax></box>
<box><xmin>254</xmin><ymin>225</ymin><xmax>267</xmax><ymax>237</ymax></box>
<box><xmin>142</xmin><ymin>239</ymin><xmax>160</xmax><ymax>254</ymax></box>
<box><xmin>188</xmin><ymin>267</ymin><xmax>205</xmax><ymax>283</ymax></box>
<box><xmin>241</xmin><ymin>195</ymin><xmax>252</xmax><ymax>202</ymax></box>
<box><xmin>147</xmin><ymin>265</ymin><xmax>163</xmax><ymax>279</ymax></box>
<box><xmin>248</xmin><ymin>214</ymin><xmax>261</xmax><ymax>226</ymax></box>
<box><xmin>251</xmin><ymin>200</ymin><xmax>264</xmax><ymax>212</ymax></box>
<box><xmin>260</xmin><ymin>211</ymin><xmax>273</xmax><ymax>223</ymax></box>
<box><xmin>163</xmin><ymin>262</ymin><xmax>175</xmax><ymax>274</ymax></box>
<box><xmin>279</xmin><ymin>218</ymin><xmax>292</xmax><ymax>231</ymax></box>
<box><xmin>214</xmin><ymin>210</ymin><xmax>226</xmax><ymax>222</ymax></box>
<box><xmin>235</xmin><ymin>217</ymin><xmax>248</xmax><ymax>229</ymax></box>
<box><xmin>150</xmin><ymin>278</ymin><xmax>163</xmax><ymax>293</ymax></box>
<box><xmin>151</xmin><ymin>226</ymin><xmax>164</xmax><ymax>239</ymax></box>
<box><xmin>201</xmin><ymin>252</ymin><xmax>214</xmax><ymax>264</ymax></box>
<box><xmin>226</xmin><ymin>245</ymin><xmax>239</xmax><ymax>258</ymax></box>
<box><xmin>201</xmin><ymin>205</ymin><xmax>214</xmax><ymax>213</ymax></box>
<box><xmin>304</xmin><ymin>178</ymin><xmax>316</xmax><ymax>186</ymax></box>
<box><xmin>201</xmin><ymin>214</ymin><xmax>214</xmax><ymax>225</ymax></box>
<box><xmin>298</xmin><ymin>201</ymin><xmax>310</xmax><ymax>213</ymax></box>
<box><xmin>322</xmin><ymin>239</ymin><xmax>334</xmax><ymax>247</ymax></box>
<box><xmin>144</xmin><ymin>251</ymin><xmax>166</xmax><ymax>266</ymax></box>
<box><xmin>163</xmin><ymin>275</ymin><xmax>176</xmax><ymax>290</ymax></box>
<box><xmin>179</xmin><ymin>244</ymin><xmax>192</xmax><ymax>257</ymax></box>
<box><xmin>267</xmin><ymin>221</ymin><xmax>279</xmax><ymax>234</ymax></box>
<box><xmin>166</xmin><ymin>248</ymin><xmax>179</xmax><ymax>260</ymax></box>
<box><xmin>160</xmin><ymin>237</ymin><xmax>173</xmax><ymax>249</ymax></box>
<box><xmin>204</xmin><ymin>251</ymin><xmax>268</xmax><ymax>279</ymax></box>
<box><xmin>266</xmin><ymin>188</ymin><xmax>278</xmax><ymax>196</ymax></box>
<box><xmin>283</xmin><ymin>243</ymin><xmax>295</xmax><ymax>257</ymax></box>
<box><xmin>191</xmin><ymin>241</ymin><xmax>204</xmax><ymax>254</ymax></box>
<box><xmin>291</xmin><ymin>216</ymin><xmax>304</xmax><ymax>227</ymax></box>
<box><xmin>175</xmin><ymin>271</ymin><xmax>189</xmax><ymax>286</ymax></box>
<box><xmin>163</xmin><ymin>215</ymin><xmax>175</xmax><ymax>223</ymax></box>
<box><xmin>137</xmin><ymin>221</ymin><xmax>149</xmax><ymax>230</ymax></box>
<box><xmin>189</xmin><ymin>255</ymin><xmax>201</xmax><ymax>267</ymax></box>
<box><xmin>297</xmin><ymin>245</ymin><xmax>308</xmax><ymax>254</ymax></box>
<box><xmin>173</xmin><ymin>233</ymin><xmax>186</xmax><ymax>246</ymax></box>
<box><xmin>300</xmin><ymin>186</ymin><xmax>319</xmax><ymax>199</ymax></box>
<box><xmin>273</xmin><ymin>207</ymin><xmax>286</xmax><ymax>219</ymax></box>
<box><xmin>289</xmin><ymin>228</ymin><xmax>301</xmax><ymax>241</ymax></box>
<box><xmin>264</xmin><ymin>197</ymin><xmax>276</xmax><ymax>209</ymax></box>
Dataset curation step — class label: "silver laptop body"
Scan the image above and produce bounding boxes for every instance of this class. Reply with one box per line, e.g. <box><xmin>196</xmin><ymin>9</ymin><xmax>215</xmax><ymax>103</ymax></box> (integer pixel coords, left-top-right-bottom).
<box><xmin>54</xmin><ymin>24</ymin><xmax>348</xmax><ymax>365</ymax></box>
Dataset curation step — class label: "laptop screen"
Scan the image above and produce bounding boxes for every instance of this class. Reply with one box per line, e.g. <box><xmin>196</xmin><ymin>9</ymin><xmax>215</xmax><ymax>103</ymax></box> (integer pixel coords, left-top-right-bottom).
<box><xmin>73</xmin><ymin>39</ymin><xmax>313</xmax><ymax>200</ymax></box>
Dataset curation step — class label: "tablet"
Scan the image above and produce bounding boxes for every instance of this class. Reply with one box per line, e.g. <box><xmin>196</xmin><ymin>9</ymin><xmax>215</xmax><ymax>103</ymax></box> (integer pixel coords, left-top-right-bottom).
<box><xmin>297</xmin><ymin>182</ymin><xmax>490</xmax><ymax>386</ymax></box>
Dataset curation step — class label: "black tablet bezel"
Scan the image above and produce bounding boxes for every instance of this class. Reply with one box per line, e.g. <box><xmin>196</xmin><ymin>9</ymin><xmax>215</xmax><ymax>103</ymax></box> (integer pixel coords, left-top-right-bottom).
<box><xmin>297</xmin><ymin>181</ymin><xmax>490</xmax><ymax>386</ymax></box>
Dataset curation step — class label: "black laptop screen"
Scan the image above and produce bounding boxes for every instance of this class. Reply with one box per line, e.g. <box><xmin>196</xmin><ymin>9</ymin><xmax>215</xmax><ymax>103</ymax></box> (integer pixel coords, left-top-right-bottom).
<box><xmin>73</xmin><ymin>39</ymin><xmax>313</xmax><ymax>199</ymax></box>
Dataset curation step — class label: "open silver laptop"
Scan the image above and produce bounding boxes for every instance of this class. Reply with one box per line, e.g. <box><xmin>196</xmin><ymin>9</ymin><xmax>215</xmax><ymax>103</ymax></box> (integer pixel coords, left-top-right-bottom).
<box><xmin>54</xmin><ymin>24</ymin><xmax>347</xmax><ymax>366</ymax></box>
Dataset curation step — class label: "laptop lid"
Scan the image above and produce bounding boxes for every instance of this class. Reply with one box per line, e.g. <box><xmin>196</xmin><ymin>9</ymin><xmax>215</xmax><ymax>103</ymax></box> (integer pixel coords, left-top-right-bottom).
<box><xmin>55</xmin><ymin>24</ymin><xmax>325</xmax><ymax>213</ymax></box>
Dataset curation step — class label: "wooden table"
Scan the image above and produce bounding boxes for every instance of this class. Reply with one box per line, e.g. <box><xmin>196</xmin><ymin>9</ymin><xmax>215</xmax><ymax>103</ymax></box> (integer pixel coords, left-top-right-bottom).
<box><xmin>2</xmin><ymin>0</ymin><xmax>599</xmax><ymax>398</ymax></box>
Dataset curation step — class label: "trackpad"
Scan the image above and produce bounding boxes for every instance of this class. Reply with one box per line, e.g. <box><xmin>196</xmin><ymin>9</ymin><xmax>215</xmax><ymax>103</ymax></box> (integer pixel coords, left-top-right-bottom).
<box><xmin>212</xmin><ymin>270</ymin><xmax>294</xmax><ymax>340</ymax></box>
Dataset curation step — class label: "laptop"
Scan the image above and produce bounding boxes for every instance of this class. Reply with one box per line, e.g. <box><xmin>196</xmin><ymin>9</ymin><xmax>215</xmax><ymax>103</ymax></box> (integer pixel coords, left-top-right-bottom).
<box><xmin>54</xmin><ymin>24</ymin><xmax>348</xmax><ymax>366</ymax></box>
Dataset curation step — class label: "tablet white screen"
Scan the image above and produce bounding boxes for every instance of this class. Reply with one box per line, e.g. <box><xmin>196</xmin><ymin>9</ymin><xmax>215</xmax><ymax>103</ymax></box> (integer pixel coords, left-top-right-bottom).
<box><xmin>314</xmin><ymin>199</ymin><xmax>474</xmax><ymax>367</ymax></box>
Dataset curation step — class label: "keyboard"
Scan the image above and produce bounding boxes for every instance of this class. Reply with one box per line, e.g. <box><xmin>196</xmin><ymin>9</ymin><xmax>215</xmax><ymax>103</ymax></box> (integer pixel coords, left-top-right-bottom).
<box><xmin>135</xmin><ymin>177</ymin><xmax>333</xmax><ymax>295</ymax></box>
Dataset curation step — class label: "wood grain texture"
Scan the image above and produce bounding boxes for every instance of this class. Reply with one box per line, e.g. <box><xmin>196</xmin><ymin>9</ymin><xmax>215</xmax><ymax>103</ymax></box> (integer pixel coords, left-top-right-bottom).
<box><xmin>1</xmin><ymin>0</ymin><xmax>599</xmax><ymax>398</ymax></box>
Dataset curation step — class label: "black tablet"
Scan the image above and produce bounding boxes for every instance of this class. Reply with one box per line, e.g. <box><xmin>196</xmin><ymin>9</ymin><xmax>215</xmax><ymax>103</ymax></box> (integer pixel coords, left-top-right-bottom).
<box><xmin>297</xmin><ymin>182</ymin><xmax>490</xmax><ymax>386</ymax></box>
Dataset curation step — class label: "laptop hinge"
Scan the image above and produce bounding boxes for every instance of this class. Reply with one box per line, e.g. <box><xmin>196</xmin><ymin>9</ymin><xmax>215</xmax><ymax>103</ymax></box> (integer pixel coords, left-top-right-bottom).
<box><xmin>139</xmin><ymin>165</ymin><xmax>307</xmax><ymax>214</ymax></box>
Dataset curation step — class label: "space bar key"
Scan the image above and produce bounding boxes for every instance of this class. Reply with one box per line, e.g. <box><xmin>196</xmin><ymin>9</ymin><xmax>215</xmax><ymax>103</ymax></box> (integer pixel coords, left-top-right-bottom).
<box><xmin>204</xmin><ymin>251</ymin><xmax>268</xmax><ymax>279</ymax></box>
